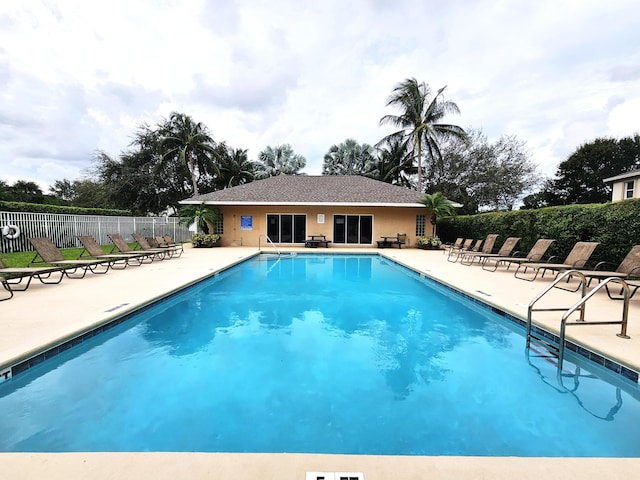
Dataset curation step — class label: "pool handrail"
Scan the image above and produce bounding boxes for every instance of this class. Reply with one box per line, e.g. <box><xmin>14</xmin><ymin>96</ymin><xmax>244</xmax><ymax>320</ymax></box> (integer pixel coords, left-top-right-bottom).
<box><xmin>558</xmin><ymin>276</ymin><xmax>630</xmax><ymax>367</ymax></box>
<box><xmin>258</xmin><ymin>234</ymin><xmax>280</xmax><ymax>257</ymax></box>
<box><xmin>526</xmin><ymin>270</ymin><xmax>631</xmax><ymax>370</ymax></box>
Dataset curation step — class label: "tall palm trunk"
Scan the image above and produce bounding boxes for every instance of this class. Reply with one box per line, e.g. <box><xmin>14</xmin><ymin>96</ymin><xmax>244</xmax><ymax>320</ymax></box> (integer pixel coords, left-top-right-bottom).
<box><xmin>188</xmin><ymin>152</ymin><xmax>198</xmax><ymax>196</ymax></box>
<box><xmin>416</xmin><ymin>143</ymin><xmax>423</xmax><ymax>193</ymax></box>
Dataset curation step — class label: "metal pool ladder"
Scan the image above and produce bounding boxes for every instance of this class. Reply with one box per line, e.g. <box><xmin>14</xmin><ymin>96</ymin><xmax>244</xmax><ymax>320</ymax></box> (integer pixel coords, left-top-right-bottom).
<box><xmin>526</xmin><ymin>269</ymin><xmax>631</xmax><ymax>369</ymax></box>
<box><xmin>258</xmin><ymin>234</ymin><xmax>280</xmax><ymax>257</ymax></box>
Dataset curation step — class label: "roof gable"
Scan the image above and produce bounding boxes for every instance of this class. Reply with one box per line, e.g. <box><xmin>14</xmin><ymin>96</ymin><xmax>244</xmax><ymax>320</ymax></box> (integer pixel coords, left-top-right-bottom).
<box><xmin>181</xmin><ymin>175</ymin><xmax>426</xmax><ymax>206</ymax></box>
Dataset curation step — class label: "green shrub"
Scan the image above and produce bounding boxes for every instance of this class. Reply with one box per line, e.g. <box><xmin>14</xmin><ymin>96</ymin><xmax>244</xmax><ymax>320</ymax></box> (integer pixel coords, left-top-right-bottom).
<box><xmin>0</xmin><ymin>200</ymin><xmax>130</xmax><ymax>216</ymax></box>
<box><xmin>415</xmin><ymin>236</ymin><xmax>443</xmax><ymax>250</ymax></box>
<box><xmin>437</xmin><ymin>199</ymin><xmax>640</xmax><ymax>266</ymax></box>
<box><xmin>191</xmin><ymin>233</ymin><xmax>221</xmax><ymax>247</ymax></box>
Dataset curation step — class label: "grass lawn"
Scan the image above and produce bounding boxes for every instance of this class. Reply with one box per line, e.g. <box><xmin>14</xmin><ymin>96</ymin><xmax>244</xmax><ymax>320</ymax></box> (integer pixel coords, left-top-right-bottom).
<box><xmin>1</xmin><ymin>244</ymin><xmax>134</xmax><ymax>268</ymax></box>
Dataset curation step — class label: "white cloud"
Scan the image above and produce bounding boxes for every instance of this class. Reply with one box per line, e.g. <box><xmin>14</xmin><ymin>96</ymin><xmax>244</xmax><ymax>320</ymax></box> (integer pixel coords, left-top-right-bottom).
<box><xmin>608</xmin><ymin>99</ymin><xmax>640</xmax><ymax>137</ymax></box>
<box><xmin>1</xmin><ymin>0</ymin><xmax>640</xmax><ymax>190</ymax></box>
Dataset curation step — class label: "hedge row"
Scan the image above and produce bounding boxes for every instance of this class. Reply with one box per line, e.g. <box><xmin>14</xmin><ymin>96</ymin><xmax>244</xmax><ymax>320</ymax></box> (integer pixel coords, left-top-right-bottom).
<box><xmin>437</xmin><ymin>199</ymin><xmax>640</xmax><ymax>267</ymax></box>
<box><xmin>0</xmin><ymin>201</ymin><xmax>130</xmax><ymax>216</ymax></box>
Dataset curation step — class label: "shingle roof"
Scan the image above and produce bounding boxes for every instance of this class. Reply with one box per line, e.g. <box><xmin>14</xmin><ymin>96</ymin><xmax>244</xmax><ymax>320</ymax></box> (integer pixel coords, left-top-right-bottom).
<box><xmin>181</xmin><ymin>175</ymin><xmax>426</xmax><ymax>207</ymax></box>
<box><xmin>603</xmin><ymin>169</ymin><xmax>640</xmax><ymax>183</ymax></box>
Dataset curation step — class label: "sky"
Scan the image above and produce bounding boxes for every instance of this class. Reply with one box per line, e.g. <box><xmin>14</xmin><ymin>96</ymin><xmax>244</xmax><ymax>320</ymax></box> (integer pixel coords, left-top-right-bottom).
<box><xmin>1</xmin><ymin>0</ymin><xmax>640</xmax><ymax>193</ymax></box>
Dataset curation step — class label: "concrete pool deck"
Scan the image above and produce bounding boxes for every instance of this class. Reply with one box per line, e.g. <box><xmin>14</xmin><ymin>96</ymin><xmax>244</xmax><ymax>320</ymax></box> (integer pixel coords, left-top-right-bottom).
<box><xmin>1</xmin><ymin>245</ymin><xmax>639</xmax><ymax>479</ymax></box>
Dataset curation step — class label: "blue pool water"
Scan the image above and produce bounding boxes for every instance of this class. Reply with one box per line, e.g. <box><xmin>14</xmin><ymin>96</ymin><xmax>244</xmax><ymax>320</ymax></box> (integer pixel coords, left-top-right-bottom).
<box><xmin>1</xmin><ymin>253</ymin><xmax>639</xmax><ymax>455</ymax></box>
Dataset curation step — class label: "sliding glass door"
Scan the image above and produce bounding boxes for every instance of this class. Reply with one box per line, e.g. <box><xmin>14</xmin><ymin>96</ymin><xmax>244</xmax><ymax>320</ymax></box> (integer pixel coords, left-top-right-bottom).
<box><xmin>333</xmin><ymin>215</ymin><xmax>372</xmax><ymax>245</ymax></box>
<box><xmin>267</xmin><ymin>214</ymin><xmax>306</xmax><ymax>243</ymax></box>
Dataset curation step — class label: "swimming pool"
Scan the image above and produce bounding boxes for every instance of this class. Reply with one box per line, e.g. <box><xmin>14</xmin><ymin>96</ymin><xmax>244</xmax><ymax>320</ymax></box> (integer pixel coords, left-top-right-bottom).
<box><xmin>1</xmin><ymin>253</ymin><xmax>639</xmax><ymax>455</ymax></box>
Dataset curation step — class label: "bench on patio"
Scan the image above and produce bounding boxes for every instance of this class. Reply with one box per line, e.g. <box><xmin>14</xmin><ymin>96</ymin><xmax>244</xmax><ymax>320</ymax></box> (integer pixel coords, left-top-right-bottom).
<box><xmin>305</xmin><ymin>235</ymin><xmax>331</xmax><ymax>248</ymax></box>
<box><xmin>376</xmin><ymin>233</ymin><xmax>407</xmax><ymax>249</ymax></box>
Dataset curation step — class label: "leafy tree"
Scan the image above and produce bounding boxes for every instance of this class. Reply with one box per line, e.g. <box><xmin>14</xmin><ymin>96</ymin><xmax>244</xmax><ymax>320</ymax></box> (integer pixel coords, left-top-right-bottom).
<box><xmin>521</xmin><ymin>192</ymin><xmax>548</xmax><ymax>210</ymax></box>
<box><xmin>420</xmin><ymin>192</ymin><xmax>456</xmax><ymax>236</ymax></box>
<box><xmin>255</xmin><ymin>144</ymin><xmax>306</xmax><ymax>177</ymax></box>
<box><xmin>379</xmin><ymin>78</ymin><xmax>467</xmax><ymax>192</ymax></box>
<box><xmin>94</xmin><ymin>115</ymin><xmax>224</xmax><ymax>214</ymax></box>
<box><xmin>45</xmin><ymin>112</ymin><xmax>235</xmax><ymax>214</ymax></box>
<box><xmin>0</xmin><ymin>180</ymin><xmax>9</xmax><ymax>201</ymax></box>
<box><xmin>322</xmin><ymin>139</ymin><xmax>375</xmax><ymax>175</ymax></box>
<box><xmin>49</xmin><ymin>179</ymin><xmax>76</xmax><ymax>203</ymax></box>
<box><xmin>546</xmin><ymin>135</ymin><xmax>640</xmax><ymax>205</ymax></box>
<box><xmin>216</xmin><ymin>144</ymin><xmax>256</xmax><ymax>188</ymax></box>
<box><xmin>98</xmin><ymin>137</ymin><xmax>188</xmax><ymax>215</ymax></box>
<box><xmin>618</xmin><ymin>134</ymin><xmax>640</xmax><ymax>165</ymax></box>
<box><xmin>427</xmin><ymin>128</ymin><xmax>539</xmax><ymax>213</ymax></box>
<box><xmin>8</xmin><ymin>180</ymin><xmax>45</xmax><ymax>203</ymax></box>
<box><xmin>424</xmin><ymin>128</ymin><xmax>488</xmax><ymax>213</ymax></box>
<box><xmin>520</xmin><ymin>179</ymin><xmax>561</xmax><ymax>209</ymax></box>
<box><xmin>158</xmin><ymin>112</ymin><xmax>219</xmax><ymax>196</ymax></box>
<box><xmin>93</xmin><ymin>147</ymin><xmax>170</xmax><ymax>214</ymax></box>
<box><xmin>72</xmin><ymin>178</ymin><xmax>114</xmax><ymax>209</ymax></box>
<box><xmin>478</xmin><ymin>135</ymin><xmax>540</xmax><ymax>210</ymax></box>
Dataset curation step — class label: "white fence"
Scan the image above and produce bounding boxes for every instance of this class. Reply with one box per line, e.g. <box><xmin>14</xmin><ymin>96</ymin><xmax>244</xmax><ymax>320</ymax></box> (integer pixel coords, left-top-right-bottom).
<box><xmin>0</xmin><ymin>211</ymin><xmax>191</xmax><ymax>254</ymax></box>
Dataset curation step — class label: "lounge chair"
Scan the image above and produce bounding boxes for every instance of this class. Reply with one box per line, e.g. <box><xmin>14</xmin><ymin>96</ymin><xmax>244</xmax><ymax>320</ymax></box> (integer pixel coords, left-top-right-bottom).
<box><xmin>146</xmin><ymin>237</ymin><xmax>158</xmax><ymax>247</ymax></box>
<box><xmin>459</xmin><ymin>234</ymin><xmax>499</xmax><ymax>265</ymax></box>
<box><xmin>163</xmin><ymin>235</ymin><xmax>181</xmax><ymax>246</ymax></box>
<box><xmin>567</xmin><ymin>245</ymin><xmax>640</xmax><ymax>299</ymax></box>
<box><xmin>622</xmin><ymin>279</ymin><xmax>640</xmax><ymax>301</ymax></box>
<box><xmin>461</xmin><ymin>236</ymin><xmax>521</xmax><ymax>266</ymax></box>
<box><xmin>1</xmin><ymin>276</ymin><xmax>13</xmax><ymax>301</ymax></box>
<box><xmin>153</xmin><ymin>235</ymin><xmax>184</xmax><ymax>257</ymax></box>
<box><xmin>77</xmin><ymin>235</ymin><xmax>145</xmax><ymax>268</ymax></box>
<box><xmin>28</xmin><ymin>237</ymin><xmax>111</xmax><ymax>278</ymax></box>
<box><xmin>131</xmin><ymin>233</ymin><xmax>176</xmax><ymax>259</ymax></box>
<box><xmin>164</xmin><ymin>236</ymin><xmax>186</xmax><ymax>254</ymax></box>
<box><xmin>482</xmin><ymin>239</ymin><xmax>555</xmax><ymax>272</ymax></box>
<box><xmin>442</xmin><ymin>237</ymin><xmax>464</xmax><ymax>255</ymax></box>
<box><xmin>514</xmin><ymin>241</ymin><xmax>600</xmax><ymax>281</ymax></box>
<box><xmin>0</xmin><ymin>258</ymin><xmax>65</xmax><ymax>292</ymax></box>
<box><xmin>446</xmin><ymin>238</ymin><xmax>472</xmax><ymax>260</ymax></box>
<box><xmin>107</xmin><ymin>233</ymin><xmax>162</xmax><ymax>262</ymax></box>
<box><xmin>448</xmin><ymin>238</ymin><xmax>482</xmax><ymax>262</ymax></box>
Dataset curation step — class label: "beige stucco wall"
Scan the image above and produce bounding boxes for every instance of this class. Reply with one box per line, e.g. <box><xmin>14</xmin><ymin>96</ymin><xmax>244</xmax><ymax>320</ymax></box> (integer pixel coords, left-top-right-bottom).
<box><xmin>213</xmin><ymin>205</ymin><xmax>432</xmax><ymax>247</ymax></box>
<box><xmin>610</xmin><ymin>178</ymin><xmax>640</xmax><ymax>201</ymax></box>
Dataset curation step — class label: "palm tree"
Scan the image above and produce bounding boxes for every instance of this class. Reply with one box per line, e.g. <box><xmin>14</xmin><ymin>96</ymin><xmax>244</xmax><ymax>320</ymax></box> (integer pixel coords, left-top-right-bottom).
<box><xmin>256</xmin><ymin>144</ymin><xmax>306</xmax><ymax>178</ymax></box>
<box><xmin>322</xmin><ymin>139</ymin><xmax>375</xmax><ymax>175</ymax></box>
<box><xmin>159</xmin><ymin>112</ymin><xmax>218</xmax><ymax>196</ymax></box>
<box><xmin>368</xmin><ymin>136</ymin><xmax>413</xmax><ymax>186</ymax></box>
<box><xmin>217</xmin><ymin>144</ymin><xmax>256</xmax><ymax>188</ymax></box>
<box><xmin>420</xmin><ymin>192</ymin><xmax>456</xmax><ymax>237</ymax></box>
<box><xmin>178</xmin><ymin>203</ymin><xmax>221</xmax><ymax>234</ymax></box>
<box><xmin>379</xmin><ymin>78</ymin><xmax>467</xmax><ymax>192</ymax></box>
<box><xmin>9</xmin><ymin>180</ymin><xmax>45</xmax><ymax>203</ymax></box>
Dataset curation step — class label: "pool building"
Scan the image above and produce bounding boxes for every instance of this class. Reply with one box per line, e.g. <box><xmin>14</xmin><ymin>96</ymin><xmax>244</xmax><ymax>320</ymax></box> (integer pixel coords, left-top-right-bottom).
<box><xmin>180</xmin><ymin>175</ymin><xmax>435</xmax><ymax>247</ymax></box>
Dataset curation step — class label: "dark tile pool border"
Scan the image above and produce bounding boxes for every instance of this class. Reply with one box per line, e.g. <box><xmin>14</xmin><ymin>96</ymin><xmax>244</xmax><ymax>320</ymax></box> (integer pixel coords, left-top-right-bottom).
<box><xmin>2</xmin><ymin>251</ymin><xmax>639</xmax><ymax>385</ymax></box>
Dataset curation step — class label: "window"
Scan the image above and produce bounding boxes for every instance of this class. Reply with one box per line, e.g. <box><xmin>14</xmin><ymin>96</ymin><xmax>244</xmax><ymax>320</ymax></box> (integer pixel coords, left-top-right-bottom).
<box><xmin>213</xmin><ymin>213</ymin><xmax>224</xmax><ymax>234</ymax></box>
<box><xmin>266</xmin><ymin>214</ymin><xmax>306</xmax><ymax>243</ymax></box>
<box><xmin>333</xmin><ymin>215</ymin><xmax>372</xmax><ymax>244</ymax></box>
<box><xmin>625</xmin><ymin>180</ymin><xmax>634</xmax><ymax>199</ymax></box>
<box><xmin>416</xmin><ymin>214</ymin><xmax>426</xmax><ymax>236</ymax></box>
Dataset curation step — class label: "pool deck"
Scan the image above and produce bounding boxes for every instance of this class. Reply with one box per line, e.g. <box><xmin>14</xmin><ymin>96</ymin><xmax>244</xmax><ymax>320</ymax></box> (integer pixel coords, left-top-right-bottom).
<box><xmin>1</xmin><ymin>245</ymin><xmax>639</xmax><ymax>479</ymax></box>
